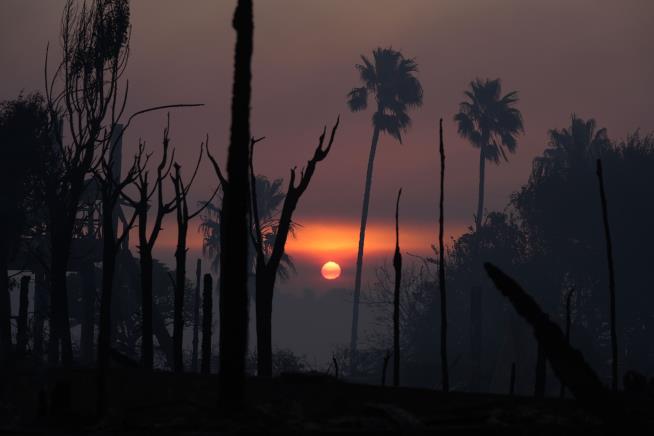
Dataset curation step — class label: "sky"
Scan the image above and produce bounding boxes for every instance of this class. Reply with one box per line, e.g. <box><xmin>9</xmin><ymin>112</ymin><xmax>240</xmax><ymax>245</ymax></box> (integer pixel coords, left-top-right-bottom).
<box><xmin>2</xmin><ymin>0</ymin><xmax>653</xmax><ymax>361</ymax></box>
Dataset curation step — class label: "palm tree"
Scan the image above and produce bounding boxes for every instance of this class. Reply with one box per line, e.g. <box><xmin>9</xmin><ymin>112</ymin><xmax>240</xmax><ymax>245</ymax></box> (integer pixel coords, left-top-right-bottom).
<box><xmin>454</xmin><ymin>78</ymin><xmax>522</xmax><ymax>391</ymax></box>
<box><xmin>454</xmin><ymin>78</ymin><xmax>524</xmax><ymax>232</ymax></box>
<box><xmin>347</xmin><ymin>47</ymin><xmax>423</xmax><ymax>371</ymax></box>
<box><xmin>534</xmin><ymin>114</ymin><xmax>610</xmax><ymax>178</ymax></box>
<box><xmin>199</xmin><ymin>175</ymin><xmax>295</xmax><ymax>277</ymax></box>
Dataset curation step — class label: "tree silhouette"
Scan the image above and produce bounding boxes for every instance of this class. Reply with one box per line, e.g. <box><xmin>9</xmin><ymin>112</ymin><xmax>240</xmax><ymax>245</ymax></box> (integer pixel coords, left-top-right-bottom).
<box><xmin>0</xmin><ymin>93</ymin><xmax>49</xmax><ymax>365</ymax></box>
<box><xmin>122</xmin><ymin>119</ymin><xmax>177</xmax><ymax>370</ymax></box>
<box><xmin>347</xmin><ymin>47</ymin><xmax>423</xmax><ymax>372</ymax></box>
<box><xmin>454</xmin><ymin>78</ymin><xmax>523</xmax><ymax>232</ymax></box>
<box><xmin>209</xmin><ymin>0</ymin><xmax>253</xmax><ymax>406</ymax></box>
<box><xmin>43</xmin><ymin>0</ymin><xmax>131</xmax><ymax>368</ymax></box>
<box><xmin>250</xmin><ymin>120</ymin><xmax>339</xmax><ymax>377</ymax></box>
<box><xmin>392</xmin><ymin>188</ymin><xmax>402</xmax><ymax>387</ymax></box>
<box><xmin>437</xmin><ymin>119</ymin><xmax>449</xmax><ymax>392</ymax></box>
<box><xmin>170</xmin><ymin>145</ymin><xmax>216</xmax><ymax>373</ymax></box>
<box><xmin>199</xmin><ymin>175</ymin><xmax>295</xmax><ymax>277</ymax></box>
<box><xmin>454</xmin><ymin>78</ymin><xmax>522</xmax><ymax>391</ymax></box>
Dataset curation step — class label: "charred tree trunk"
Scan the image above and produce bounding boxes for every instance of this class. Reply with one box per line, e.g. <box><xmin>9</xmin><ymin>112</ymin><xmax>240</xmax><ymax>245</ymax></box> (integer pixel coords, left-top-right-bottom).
<box><xmin>192</xmin><ymin>259</ymin><xmax>201</xmax><ymax>372</ymax></box>
<box><xmin>16</xmin><ymin>275</ymin><xmax>30</xmax><ymax>356</ymax></box>
<box><xmin>138</xmin><ymin>222</ymin><xmax>154</xmax><ymax>369</ymax></box>
<box><xmin>80</xmin><ymin>260</ymin><xmax>95</xmax><ymax>365</ymax></box>
<box><xmin>48</xmin><ymin>224</ymin><xmax>74</xmax><ymax>367</ymax></box>
<box><xmin>173</xmin><ymin>206</ymin><xmax>188</xmax><ymax>373</ymax></box>
<box><xmin>201</xmin><ymin>273</ymin><xmax>213</xmax><ymax>375</ymax></box>
<box><xmin>32</xmin><ymin>268</ymin><xmax>47</xmax><ymax>360</ymax></box>
<box><xmin>484</xmin><ymin>263</ymin><xmax>610</xmax><ymax>413</ymax></box>
<box><xmin>248</xmin><ymin>121</ymin><xmax>338</xmax><ymax>378</ymax></box>
<box><xmin>97</xmin><ymin>192</ymin><xmax>118</xmax><ymax>416</ymax></box>
<box><xmin>596</xmin><ymin>159</ymin><xmax>618</xmax><ymax>392</ymax></box>
<box><xmin>393</xmin><ymin>189</ymin><xmax>402</xmax><ymax>387</ymax></box>
<box><xmin>219</xmin><ymin>0</ymin><xmax>254</xmax><ymax>405</ymax></box>
<box><xmin>438</xmin><ymin>119</ymin><xmax>449</xmax><ymax>392</ymax></box>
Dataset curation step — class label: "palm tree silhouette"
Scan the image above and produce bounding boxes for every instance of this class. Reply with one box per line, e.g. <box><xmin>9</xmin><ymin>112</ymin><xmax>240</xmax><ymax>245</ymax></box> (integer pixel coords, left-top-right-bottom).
<box><xmin>535</xmin><ymin>114</ymin><xmax>609</xmax><ymax>178</ymax></box>
<box><xmin>347</xmin><ymin>47</ymin><xmax>423</xmax><ymax>372</ymax></box>
<box><xmin>454</xmin><ymin>78</ymin><xmax>523</xmax><ymax>232</ymax></box>
<box><xmin>199</xmin><ymin>175</ymin><xmax>295</xmax><ymax>277</ymax></box>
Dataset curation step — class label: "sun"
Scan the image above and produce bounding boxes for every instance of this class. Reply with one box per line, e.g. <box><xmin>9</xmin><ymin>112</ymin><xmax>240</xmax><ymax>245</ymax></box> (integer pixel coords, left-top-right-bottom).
<box><xmin>321</xmin><ymin>261</ymin><xmax>342</xmax><ymax>280</ymax></box>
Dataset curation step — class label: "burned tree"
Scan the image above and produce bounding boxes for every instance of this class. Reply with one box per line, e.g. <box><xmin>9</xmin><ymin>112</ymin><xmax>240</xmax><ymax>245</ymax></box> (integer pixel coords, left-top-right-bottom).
<box><xmin>192</xmin><ymin>259</ymin><xmax>202</xmax><ymax>372</ymax></box>
<box><xmin>484</xmin><ymin>263</ymin><xmax>610</xmax><ymax>411</ymax></box>
<box><xmin>393</xmin><ymin>188</ymin><xmax>402</xmax><ymax>387</ymax></box>
<box><xmin>170</xmin><ymin>144</ymin><xmax>216</xmax><ymax>373</ymax></box>
<box><xmin>94</xmin><ymin>124</ymin><xmax>140</xmax><ymax>414</ymax></box>
<box><xmin>250</xmin><ymin>118</ymin><xmax>339</xmax><ymax>377</ymax></box>
<box><xmin>122</xmin><ymin>118</ymin><xmax>177</xmax><ymax>370</ymax></box>
<box><xmin>201</xmin><ymin>273</ymin><xmax>213</xmax><ymax>375</ymax></box>
<box><xmin>206</xmin><ymin>0</ymin><xmax>254</xmax><ymax>404</ymax></box>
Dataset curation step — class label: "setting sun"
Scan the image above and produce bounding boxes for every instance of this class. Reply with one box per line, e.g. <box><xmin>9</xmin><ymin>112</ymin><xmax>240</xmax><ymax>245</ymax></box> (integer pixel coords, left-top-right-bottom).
<box><xmin>321</xmin><ymin>261</ymin><xmax>342</xmax><ymax>280</ymax></box>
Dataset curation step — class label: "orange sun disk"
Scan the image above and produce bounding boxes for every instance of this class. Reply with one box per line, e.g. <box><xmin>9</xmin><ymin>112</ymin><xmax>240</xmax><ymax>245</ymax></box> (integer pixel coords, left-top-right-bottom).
<box><xmin>321</xmin><ymin>261</ymin><xmax>342</xmax><ymax>280</ymax></box>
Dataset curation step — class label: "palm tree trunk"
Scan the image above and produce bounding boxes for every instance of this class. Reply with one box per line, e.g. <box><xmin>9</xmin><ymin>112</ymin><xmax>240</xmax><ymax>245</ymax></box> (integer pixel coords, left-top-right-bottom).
<box><xmin>469</xmin><ymin>145</ymin><xmax>486</xmax><ymax>391</ymax></box>
<box><xmin>350</xmin><ymin>124</ymin><xmax>381</xmax><ymax>374</ymax></box>
<box><xmin>596</xmin><ymin>159</ymin><xmax>618</xmax><ymax>392</ymax></box>
<box><xmin>476</xmin><ymin>146</ymin><xmax>486</xmax><ymax>231</ymax></box>
<box><xmin>469</xmin><ymin>285</ymin><xmax>482</xmax><ymax>391</ymax></box>
<box><xmin>438</xmin><ymin>119</ymin><xmax>449</xmax><ymax>392</ymax></box>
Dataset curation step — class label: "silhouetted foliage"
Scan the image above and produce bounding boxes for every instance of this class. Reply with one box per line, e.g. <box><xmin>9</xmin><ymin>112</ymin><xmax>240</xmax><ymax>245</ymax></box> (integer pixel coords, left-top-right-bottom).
<box><xmin>0</xmin><ymin>93</ymin><xmax>49</xmax><ymax>364</ymax></box>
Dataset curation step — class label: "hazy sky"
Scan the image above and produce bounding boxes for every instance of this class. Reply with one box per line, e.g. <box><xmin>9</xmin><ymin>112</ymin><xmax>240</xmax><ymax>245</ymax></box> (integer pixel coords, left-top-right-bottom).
<box><xmin>2</xmin><ymin>0</ymin><xmax>653</xmax><ymax>296</ymax></box>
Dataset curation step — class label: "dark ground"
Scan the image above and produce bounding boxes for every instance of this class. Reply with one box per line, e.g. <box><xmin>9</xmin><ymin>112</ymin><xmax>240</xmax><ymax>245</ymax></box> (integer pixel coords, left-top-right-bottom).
<box><xmin>2</xmin><ymin>368</ymin><xmax>652</xmax><ymax>434</ymax></box>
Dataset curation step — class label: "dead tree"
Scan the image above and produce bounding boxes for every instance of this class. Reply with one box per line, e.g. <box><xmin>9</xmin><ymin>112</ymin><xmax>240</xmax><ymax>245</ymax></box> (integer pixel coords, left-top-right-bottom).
<box><xmin>201</xmin><ymin>273</ymin><xmax>213</xmax><ymax>375</ymax></box>
<box><xmin>208</xmin><ymin>0</ymin><xmax>254</xmax><ymax>405</ymax></box>
<box><xmin>393</xmin><ymin>188</ymin><xmax>402</xmax><ymax>387</ymax></box>
<box><xmin>596</xmin><ymin>159</ymin><xmax>618</xmax><ymax>392</ymax></box>
<box><xmin>438</xmin><ymin>118</ymin><xmax>449</xmax><ymax>392</ymax></box>
<box><xmin>170</xmin><ymin>145</ymin><xmax>216</xmax><ymax>373</ymax></box>
<box><xmin>249</xmin><ymin>119</ymin><xmax>339</xmax><ymax>377</ymax></box>
<box><xmin>192</xmin><ymin>259</ymin><xmax>202</xmax><ymax>372</ymax></box>
<box><xmin>484</xmin><ymin>263</ymin><xmax>610</xmax><ymax>412</ymax></box>
<box><xmin>95</xmin><ymin>124</ymin><xmax>139</xmax><ymax>415</ymax></box>
<box><xmin>560</xmin><ymin>287</ymin><xmax>575</xmax><ymax>398</ymax></box>
<box><xmin>122</xmin><ymin>118</ymin><xmax>177</xmax><ymax>370</ymax></box>
<box><xmin>43</xmin><ymin>0</ymin><xmax>131</xmax><ymax>367</ymax></box>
